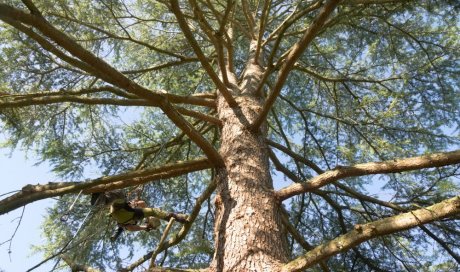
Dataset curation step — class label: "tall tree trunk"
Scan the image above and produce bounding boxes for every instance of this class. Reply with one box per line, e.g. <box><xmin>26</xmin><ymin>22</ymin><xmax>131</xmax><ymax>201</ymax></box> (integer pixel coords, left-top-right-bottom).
<box><xmin>211</xmin><ymin>57</ymin><xmax>289</xmax><ymax>271</ymax></box>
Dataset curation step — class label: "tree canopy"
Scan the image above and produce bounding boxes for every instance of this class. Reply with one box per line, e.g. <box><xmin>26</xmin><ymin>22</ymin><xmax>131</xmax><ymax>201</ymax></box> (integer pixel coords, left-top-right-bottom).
<box><xmin>0</xmin><ymin>0</ymin><xmax>460</xmax><ymax>271</ymax></box>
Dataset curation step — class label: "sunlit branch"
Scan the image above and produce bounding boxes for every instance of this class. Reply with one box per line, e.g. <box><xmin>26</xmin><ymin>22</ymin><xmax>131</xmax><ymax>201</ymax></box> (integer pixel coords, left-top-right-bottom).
<box><xmin>241</xmin><ymin>0</ymin><xmax>255</xmax><ymax>39</ymax></box>
<box><xmin>0</xmin><ymin>93</ymin><xmax>219</xmax><ymax>125</ymax></box>
<box><xmin>281</xmin><ymin>195</ymin><xmax>460</xmax><ymax>271</ymax></box>
<box><xmin>264</xmin><ymin>1</ymin><xmax>322</xmax><ymax>46</ymax></box>
<box><xmin>332</xmin><ymin>182</ymin><xmax>460</xmax><ymax>264</ymax></box>
<box><xmin>1</xmin><ymin>17</ymin><xmax>97</xmax><ymax>77</ymax></box>
<box><xmin>276</xmin><ymin>149</ymin><xmax>460</xmax><ymax>200</ymax></box>
<box><xmin>0</xmin><ymin>4</ymin><xmax>223</xmax><ymax>165</ymax></box>
<box><xmin>251</xmin><ymin>0</ymin><xmax>341</xmax><ymax>131</ymax></box>
<box><xmin>169</xmin><ymin>0</ymin><xmax>238</xmax><ymax>108</ymax></box>
<box><xmin>188</xmin><ymin>0</ymin><xmax>233</xmax><ymax>86</ymax></box>
<box><xmin>0</xmin><ymin>87</ymin><xmax>216</xmax><ymax>108</ymax></box>
<box><xmin>148</xmin><ymin>217</ymin><xmax>175</xmax><ymax>269</ymax></box>
<box><xmin>0</xmin><ymin>95</ymin><xmax>153</xmax><ymax>108</ymax></box>
<box><xmin>188</xmin><ymin>0</ymin><xmax>219</xmax><ymax>43</ymax></box>
<box><xmin>0</xmin><ymin>158</ymin><xmax>211</xmax><ymax>215</ymax></box>
<box><xmin>269</xmin><ymin>152</ymin><xmax>398</xmax><ymax>271</ymax></box>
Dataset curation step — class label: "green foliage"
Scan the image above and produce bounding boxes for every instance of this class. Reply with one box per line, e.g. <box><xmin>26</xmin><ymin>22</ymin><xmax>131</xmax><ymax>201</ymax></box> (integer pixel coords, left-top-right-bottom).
<box><xmin>0</xmin><ymin>0</ymin><xmax>459</xmax><ymax>271</ymax></box>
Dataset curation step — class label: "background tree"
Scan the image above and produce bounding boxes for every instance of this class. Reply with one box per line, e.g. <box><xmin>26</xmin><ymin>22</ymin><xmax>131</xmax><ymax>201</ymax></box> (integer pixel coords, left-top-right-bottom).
<box><xmin>1</xmin><ymin>0</ymin><xmax>460</xmax><ymax>271</ymax></box>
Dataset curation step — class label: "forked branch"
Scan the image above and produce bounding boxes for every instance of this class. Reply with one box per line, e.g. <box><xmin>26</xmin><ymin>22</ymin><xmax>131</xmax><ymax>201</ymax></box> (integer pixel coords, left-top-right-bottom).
<box><xmin>169</xmin><ymin>0</ymin><xmax>238</xmax><ymax>108</ymax></box>
<box><xmin>0</xmin><ymin>3</ymin><xmax>223</xmax><ymax>166</ymax></box>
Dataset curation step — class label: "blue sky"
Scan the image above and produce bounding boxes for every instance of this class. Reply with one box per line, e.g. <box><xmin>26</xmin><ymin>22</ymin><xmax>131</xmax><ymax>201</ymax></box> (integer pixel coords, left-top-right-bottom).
<box><xmin>0</xmin><ymin>147</ymin><xmax>55</xmax><ymax>272</ymax></box>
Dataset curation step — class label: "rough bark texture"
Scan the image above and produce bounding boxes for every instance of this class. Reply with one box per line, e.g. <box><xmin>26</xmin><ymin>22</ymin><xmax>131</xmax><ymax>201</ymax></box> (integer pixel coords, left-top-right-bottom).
<box><xmin>210</xmin><ymin>60</ymin><xmax>289</xmax><ymax>271</ymax></box>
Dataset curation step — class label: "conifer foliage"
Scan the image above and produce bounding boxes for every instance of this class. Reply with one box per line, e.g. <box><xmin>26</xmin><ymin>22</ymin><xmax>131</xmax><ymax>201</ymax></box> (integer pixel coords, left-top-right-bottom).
<box><xmin>1</xmin><ymin>0</ymin><xmax>460</xmax><ymax>271</ymax></box>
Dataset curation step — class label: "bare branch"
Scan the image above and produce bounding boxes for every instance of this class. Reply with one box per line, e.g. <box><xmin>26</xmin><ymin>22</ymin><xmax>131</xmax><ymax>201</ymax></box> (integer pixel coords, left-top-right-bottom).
<box><xmin>251</xmin><ymin>0</ymin><xmax>341</xmax><ymax>131</ymax></box>
<box><xmin>281</xmin><ymin>195</ymin><xmax>460</xmax><ymax>271</ymax></box>
<box><xmin>276</xmin><ymin>149</ymin><xmax>460</xmax><ymax>200</ymax></box>
<box><xmin>0</xmin><ymin>206</ymin><xmax>25</xmax><ymax>260</ymax></box>
<box><xmin>0</xmin><ymin>158</ymin><xmax>211</xmax><ymax>215</ymax></box>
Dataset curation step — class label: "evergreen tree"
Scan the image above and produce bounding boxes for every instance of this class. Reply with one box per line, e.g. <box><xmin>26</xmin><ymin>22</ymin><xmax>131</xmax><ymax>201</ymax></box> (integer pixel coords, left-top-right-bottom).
<box><xmin>1</xmin><ymin>0</ymin><xmax>459</xmax><ymax>271</ymax></box>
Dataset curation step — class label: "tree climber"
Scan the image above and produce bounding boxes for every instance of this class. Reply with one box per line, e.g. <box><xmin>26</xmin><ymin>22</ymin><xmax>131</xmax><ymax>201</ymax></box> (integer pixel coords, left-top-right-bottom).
<box><xmin>91</xmin><ymin>190</ymin><xmax>161</xmax><ymax>240</ymax></box>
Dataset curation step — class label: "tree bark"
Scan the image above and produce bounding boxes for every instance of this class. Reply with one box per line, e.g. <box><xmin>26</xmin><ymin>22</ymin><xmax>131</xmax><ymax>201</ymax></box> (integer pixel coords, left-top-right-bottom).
<box><xmin>210</xmin><ymin>59</ymin><xmax>289</xmax><ymax>271</ymax></box>
<box><xmin>281</xmin><ymin>195</ymin><xmax>460</xmax><ymax>271</ymax></box>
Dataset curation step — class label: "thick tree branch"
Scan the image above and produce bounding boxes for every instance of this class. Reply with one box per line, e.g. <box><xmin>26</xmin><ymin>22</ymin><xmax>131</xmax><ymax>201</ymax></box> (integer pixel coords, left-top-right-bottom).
<box><xmin>251</xmin><ymin>0</ymin><xmax>341</xmax><ymax>131</ymax></box>
<box><xmin>281</xmin><ymin>195</ymin><xmax>460</xmax><ymax>271</ymax></box>
<box><xmin>0</xmin><ymin>158</ymin><xmax>211</xmax><ymax>215</ymax></box>
<box><xmin>271</xmin><ymin>146</ymin><xmax>460</xmax><ymax>265</ymax></box>
<box><xmin>1</xmin><ymin>16</ymin><xmax>98</xmax><ymax>77</ymax></box>
<box><xmin>276</xmin><ymin>149</ymin><xmax>460</xmax><ymax>200</ymax></box>
<box><xmin>0</xmin><ymin>87</ymin><xmax>215</xmax><ymax>108</ymax></box>
<box><xmin>0</xmin><ymin>95</ymin><xmax>151</xmax><ymax>108</ymax></box>
<box><xmin>0</xmin><ymin>94</ymin><xmax>219</xmax><ymax>125</ymax></box>
<box><xmin>0</xmin><ymin>4</ymin><xmax>223</xmax><ymax>166</ymax></box>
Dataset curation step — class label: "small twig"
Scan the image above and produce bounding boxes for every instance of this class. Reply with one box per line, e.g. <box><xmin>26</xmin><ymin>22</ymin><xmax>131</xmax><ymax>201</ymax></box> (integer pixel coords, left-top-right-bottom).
<box><xmin>0</xmin><ymin>206</ymin><xmax>26</xmax><ymax>261</ymax></box>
